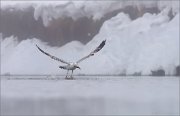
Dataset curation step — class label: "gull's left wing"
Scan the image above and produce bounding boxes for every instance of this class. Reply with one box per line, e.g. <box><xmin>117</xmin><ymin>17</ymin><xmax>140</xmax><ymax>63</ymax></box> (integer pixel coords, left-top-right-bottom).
<box><xmin>76</xmin><ymin>40</ymin><xmax>106</xmax><ymax>63</ymax></box>
<box><xmin>36</xmin><ymin>45</ymin><xmax>70</xmax><ymax>65</ymax></box>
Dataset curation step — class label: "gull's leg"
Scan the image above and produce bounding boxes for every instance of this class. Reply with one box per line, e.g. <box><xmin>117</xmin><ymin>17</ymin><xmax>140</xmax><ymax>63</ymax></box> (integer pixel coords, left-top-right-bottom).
<box><xmin>70</xmin><ymin>70</ymin><xmax>74</xmax><ymax>79</ymax></box>
<box><xmin>65</xmin><ymin>70</ymin><xmax>69</xmax><ymax>79</ymax></box>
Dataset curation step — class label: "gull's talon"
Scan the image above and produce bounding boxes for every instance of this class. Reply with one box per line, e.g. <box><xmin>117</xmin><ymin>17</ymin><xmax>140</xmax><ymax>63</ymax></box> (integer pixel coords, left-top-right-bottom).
<box><xmin>65</xmin><ymin>76</ymin><xmax>68</xmax><ymax>79</ymax></box>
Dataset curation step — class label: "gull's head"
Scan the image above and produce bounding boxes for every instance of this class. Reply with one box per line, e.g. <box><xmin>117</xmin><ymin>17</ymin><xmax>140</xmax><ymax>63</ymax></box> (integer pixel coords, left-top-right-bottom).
<box><xmin>74</xmin><ymin>63</ymin><xmax>81</xmax><ymax>70</ymax></box>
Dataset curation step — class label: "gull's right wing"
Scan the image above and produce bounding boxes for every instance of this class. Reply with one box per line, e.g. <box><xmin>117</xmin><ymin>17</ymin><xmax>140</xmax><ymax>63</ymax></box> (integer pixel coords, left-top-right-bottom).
<box><xmin>76</xmin><ymin>40</ymin><xmax>106</xmax><ymax>63</ymax></box>
<box><xmin>36</xmin><ymin>45</ymin><xmax>70</xmax><ymax>65</ymax></box>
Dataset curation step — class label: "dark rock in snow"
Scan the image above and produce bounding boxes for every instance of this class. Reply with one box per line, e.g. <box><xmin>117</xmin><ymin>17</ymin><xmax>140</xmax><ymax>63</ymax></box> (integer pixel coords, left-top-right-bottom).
<box><xmin>151</xmin><ymin>69</ymin><xmax>165</xmax><ymax>76</ymax></box>
<box><xmin>175</xmin><ymin>65</ymin><xmax>180</xmax><ymax>76</ymax></box>
<box><xmin>132</xmin><ymin>72</ymin><xmax>141</xmax><ymax>76</ymax></box>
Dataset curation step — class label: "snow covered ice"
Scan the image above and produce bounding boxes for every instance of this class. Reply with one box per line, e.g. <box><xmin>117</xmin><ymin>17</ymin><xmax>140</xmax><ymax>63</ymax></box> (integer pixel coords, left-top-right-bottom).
<box><xmin>1</xmin><ymin>1</ymin><xmax>179</xmax><ymax>75</ymax></box>
<box><xmin>0</xmin><ymin>1</ymin><xmax>180</xmax><ymax>115</ymax></box>
<box><xmin>1</xmin><ymin>76</ymin><xmax>179</xmax><ymax>115</ymax></box>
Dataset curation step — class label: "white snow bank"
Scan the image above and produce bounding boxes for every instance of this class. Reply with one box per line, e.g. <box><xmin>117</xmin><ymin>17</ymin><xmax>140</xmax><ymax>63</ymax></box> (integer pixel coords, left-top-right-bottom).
<box><xmin>79</xmin><ymin>12</ymin><xmax>179</xmax><ymax>75</ymax></box>
<box><xmin>1</xmin><ymin>10</ymin><xmax>179</xmax><ymax>75</ymax></box>
<box><xmin>1</xmin><ymin>1</ymin><xmax>179</xmax><ymax>26</ymax></box>
<box><xmin>1</xmin><ymin>38</ymin><xmax>83</xmax><ymax>75</ymax></box>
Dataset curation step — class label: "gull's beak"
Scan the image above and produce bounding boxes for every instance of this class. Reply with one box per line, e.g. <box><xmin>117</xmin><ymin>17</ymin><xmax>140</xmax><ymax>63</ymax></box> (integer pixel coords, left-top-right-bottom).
<box><xmin>77</xmin><ymin>66</ymin><xmax>81</xmax><ymax>70</ymax></box>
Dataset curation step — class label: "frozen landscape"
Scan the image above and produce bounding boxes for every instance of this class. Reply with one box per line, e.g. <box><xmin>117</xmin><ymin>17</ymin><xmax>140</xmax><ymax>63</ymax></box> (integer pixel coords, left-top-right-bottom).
<box><xmin>1</xmin><ymin>0</ymin><xmax>179</xmax><ymax>75</ymax></box>
<box><xmin>1</xmin><ymin>76</ymin><xmax>179</xmax><ymax>115</ymax></box>
<box><xmin>0</xmin><ymin>1</ymin><xmax>179</xmax><ymax>115</ymax></box>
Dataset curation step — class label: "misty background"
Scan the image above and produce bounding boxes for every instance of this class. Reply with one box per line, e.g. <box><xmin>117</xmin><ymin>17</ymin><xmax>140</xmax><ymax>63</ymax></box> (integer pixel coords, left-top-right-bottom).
<box><xmin>1</xmin><ymin>3</ymin><xmax>161</xmax><ymax>46</ymax></box>
<box><xmin>1</xmin><ymin>1</ymin><xmax>179</xmax><ymax>75</ymax></box>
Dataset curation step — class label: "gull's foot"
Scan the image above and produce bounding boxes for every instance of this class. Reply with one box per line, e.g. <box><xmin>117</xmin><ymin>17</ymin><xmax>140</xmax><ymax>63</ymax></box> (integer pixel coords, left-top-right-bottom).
<box><xmin>65</xmin><ymin>76</ymin><xmax>74</xmax><ymax>80</ymax></box>
<box><xmin>65</xmin><ymin>78</ymin><xmax>74</xmax><ymax>80</ymax></box>
<box><xmin>70</xmin><ymin>76</ymin><xmax>74</xmax><ymax>80</ymax></box>
<box><xmin>65</xmin><ymin>76</ymin><xmax>69</xmax><ymax>80</ymax></box>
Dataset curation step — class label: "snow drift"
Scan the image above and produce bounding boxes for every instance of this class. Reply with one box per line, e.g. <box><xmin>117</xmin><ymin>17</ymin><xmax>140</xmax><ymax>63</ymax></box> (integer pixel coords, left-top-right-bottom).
<box><xmin>1</xmin><ymin>1</ymin><xmax>179</xmax><ymax>26</ymax></box>
<box><xmin>1</xmin><ymin>1</ymin><xmax>179</xmax><ymax>75</ymax></box>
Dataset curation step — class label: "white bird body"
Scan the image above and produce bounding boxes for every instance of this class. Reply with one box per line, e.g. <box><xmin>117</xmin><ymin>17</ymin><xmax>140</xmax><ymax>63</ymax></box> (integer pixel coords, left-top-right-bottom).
<box><xmin>59</xmin><ymin>63</ymin><xmax>80</xmax><ymax>70</ymax></box>
<box><xmin>36</xmin><ymin>40</ymin><xmax>106</xmax><ymax>79</ymax></box>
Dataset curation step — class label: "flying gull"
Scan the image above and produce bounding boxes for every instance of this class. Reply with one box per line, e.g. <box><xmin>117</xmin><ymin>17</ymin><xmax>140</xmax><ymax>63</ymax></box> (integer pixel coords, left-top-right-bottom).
<box><xmin>36</xmin><ymin>40</ymin><xmax>106</xmax><ymax>79</ymax></box>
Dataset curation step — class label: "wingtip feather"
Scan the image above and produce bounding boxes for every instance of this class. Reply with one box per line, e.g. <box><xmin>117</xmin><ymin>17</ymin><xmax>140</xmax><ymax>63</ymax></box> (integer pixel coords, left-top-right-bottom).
<box><xmin>36</xmin><ymin>44</ymin><xmax>39</xmax><ymax>48</ymax></box>
<box><xmin>103</xmin><ymin>39</ymin><xmax>106</xmax><ymax>43</ymax></box>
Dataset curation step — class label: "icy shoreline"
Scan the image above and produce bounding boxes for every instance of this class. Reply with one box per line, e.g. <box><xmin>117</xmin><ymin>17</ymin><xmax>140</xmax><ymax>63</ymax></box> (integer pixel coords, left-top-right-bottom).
<box><xmin>1</xmin><ymin>1</ymin><xmax>179</xmax><ymax>76</ymax></box>
<box><xmin>1</xmin><ymin>77</ymin><xmax>179</xmax><ymax>115</ymax></box>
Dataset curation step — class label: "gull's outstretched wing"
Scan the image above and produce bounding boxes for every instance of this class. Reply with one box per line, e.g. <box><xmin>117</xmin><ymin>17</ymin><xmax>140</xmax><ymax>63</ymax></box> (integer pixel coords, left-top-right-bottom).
<box><xmin>76</xmin><ymin>40</ymin><xmax>106</xmax><ymax>63</ymax></box>
<box><xmin>36</xmin><ymin>45</ymin><xmax>70</xmax><ymax>65</ymax></box>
